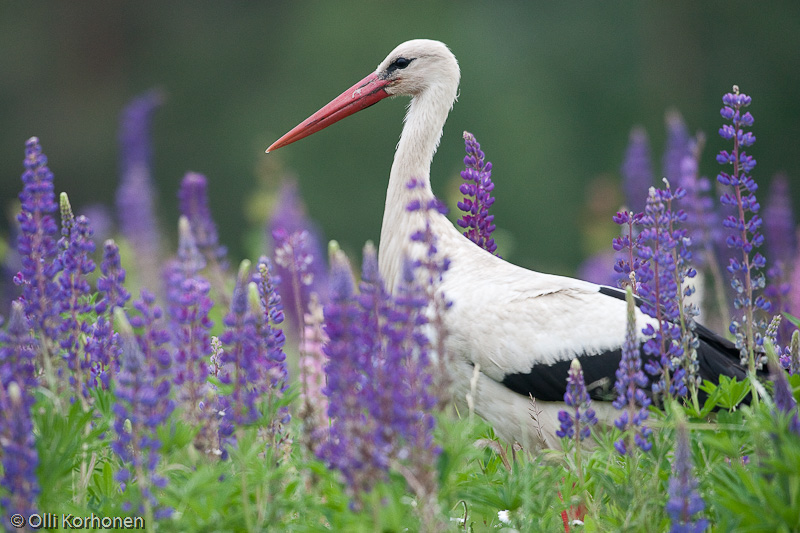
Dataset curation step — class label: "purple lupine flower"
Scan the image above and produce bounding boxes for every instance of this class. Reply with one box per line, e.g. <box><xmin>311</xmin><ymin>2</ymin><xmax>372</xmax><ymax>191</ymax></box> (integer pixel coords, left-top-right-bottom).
<box><xmin>178</xmin><ymin>172</ymin><xmax>228</xmax><ymax>269</ymax></box>
<box><xmin>317</xmin><ymin>249</ymin><xmax>378</xmax><ymax>496</ymax></box>
<box><xmin>764</xmin><ymin>174</ymin><xmax>795</xmax><ymax>346</ymax></box>
<box><xmin>57</xmin><ymin>194</ymin><xmax>97</xmax><ymax>400</ymax></box>
<box><xmin>218</xmin><ymin>263</ymin><xmax>262</xmax><ymax>426</ymax></box>
<box><xmin>86</xmin><ymin>239</ymin><xmax>131</xmax><ymax>389</ymax></box>
<box><xmin>116</xmin><ymin>89</ymin><xmax>164</xmax><ymax>289</ymax></box>
<box><xmin>621</xmin><ymin>127</ymin><xmax>654</xmax><ymax>214</ymax></box>
<box><xmin>613</xmin><ymin>288</ymin><xmax>652</xmax><ymax>454</ymax></box>
<box><xmin>676</xmin><ymin>137</ymin><xmax>716</xmax><ymax>270</ymax></box>
<box><xmin>254</xmin><ymin>257</ymin><xmax>290</xmax><ymax>443</ymax></box>
<box><xmin>557</xmin><ymin>359</ymin><xmax>598</xmax><ymax>441</ymax></box>
<box><xmin>666</xmin><ymin>420</ymin><xmax>708</xmax><ymax>533</ymax></box>
<box><xmin>637</xmin><ymin>184</ymin><xmax>698</xmax><ymax>399</ymax></box>
<box><xmin>128</xmin><ymin>290</ymin><xmax>173</xmax><ymax>388</ymax></box>
<box><xmin>770</xmin><ymin>357</ymin><xmax>800</xmax><ymax>435</ymax></box>
<box><xmin>716</xmin><ymin>86</ymin><xmax>770</xmax><ymax>372</ymax></box>
<box><xmin>318</xmin><ymin>242</ymin><xmax>441</xmax><ymax>504</ymax></box>
<box><xmin>763</xmin><ymin>174</ymin><xmax>795</xmax><ymax>267</ymax></box>
<box><xmin>216</xmin><ymin>259</ymin><xmax>289</xmax><ymax>453</ymax></box>
<box><xmin>270</xmin><ymin>180</ymin><xmax>328</xmax><ymax>335</ymax></box>
<box><xmin>14</xmin><ymin>137</ymin><xmax>62</xmax><ymax>348</ymax></box>
<box><xmin>662</xmin><ymin>110</ymin><xmax>692</xmax><ymax>187</ymax></box>
<box><xmin>0</xmin><ymin>302</ymin><xmax>40</xmax><ymax>517</ymax></box>
<box><xmin>613</xmin><ymin>210</ymin><xmax>645</xmax><ymax>293</ymax></box>
<box><xmin>111</xmin><ymin>310</ymin><xmax>172</xmax><ymax>520</ymax></box>
<box><xmin>298</xmin><ymin>292</ymin><xmax>329</xmax><ymax>451</ymax></box>
<box><xmin>457</xmin><ymin>131</ymin><xmax>499</xmax><ymax>256</ymax></box>
<box><xmin>164</xmin><ymin>218</ymin><xmax>216</xmax><ymax>450</ymax></box>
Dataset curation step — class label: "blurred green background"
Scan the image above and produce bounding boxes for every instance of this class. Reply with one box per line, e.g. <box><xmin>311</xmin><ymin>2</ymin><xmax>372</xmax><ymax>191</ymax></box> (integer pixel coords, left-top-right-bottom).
<box><xmin>2</xmin><ymin>0</ymin><xmax>799</xmax><ymax>276</ymax></box>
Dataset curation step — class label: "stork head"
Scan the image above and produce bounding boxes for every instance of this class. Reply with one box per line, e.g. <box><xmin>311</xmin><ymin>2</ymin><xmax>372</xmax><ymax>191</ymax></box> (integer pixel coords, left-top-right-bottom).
<box><xmin>267</xmin><ymin>39</ymin><xmax>460</xmax><ymax>153</ymax></box>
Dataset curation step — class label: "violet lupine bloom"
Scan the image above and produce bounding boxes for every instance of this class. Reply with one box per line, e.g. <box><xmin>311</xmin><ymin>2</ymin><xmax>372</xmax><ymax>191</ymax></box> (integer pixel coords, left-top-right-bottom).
<box><xmin>14</xmin><ymin>137</ymin><xmax>62</xmax><ymax>347</ymax></box>
<box><xmin>612</xmin><ymin>210</ymin><xmax>644</xmax><ymax>293</ymax></box>
<box><xmin>216</xmin><ymin>260</ymin><xmax>289</xmax><ymax>453</ymax></box>
<box><xmin>621</xmin><ymin>127</ymin><xmax>654</xmax><ymax>214</ymax></box>
<box><xmin>116</xmin><ymin>89</ymin><xmax>164</xmax><ymax>289</ymax></box>
<box><xmin>254</xmin><ymin>257</ymin><xmax>291</xmax><ymax>440</ymax></box>
<box><xmin>86</xmin><ymin>239</ymin><xmax>131</xmax><ymax>388</ymax></box>
<box><xmin>218</xmin><ymin>264</ymin><xmax>262</xmax><ymax>426</ymax></box>
<box><xmin>0</xmin><ymin>302</ymin><xmax>40</xmax><ymax>518</ymax></box>
<box><xmin>270</xmin><ymin>180</ymin><xmax>328</xmax><ymax>334</ymax></box>
<box><xmin>317</xmin><ymin>250</ymin><xmax>377</xmax><ymax>495</ymax></box>
<box><xmin>676</xmin><ymin>138</ymin><xmax>716</xmax><ymax>271</ymax></box>
<box><xmin>57</xmin><ymin>194</ymin><xmax>97</xmax><ymax>399</ymax></box>
<box><xmin>111</xmin><ymin>312</ymin><xmax>172</xmax><ymax>520</ymax></box>
<box><xmin>178</xmin><ymin>172</ymin><xmax>228</xmax><ymax>269</ymax></box>
<box><xmin>164</xmin><ymin>218</ymin><xmax>215</xmax><ymax>441</ymax></box>
<box><xmin>613</xmin><ymin>288</ymin><xmax>652</xmax><ymax>454</ymax></box>
<box><xmin>763</xmin><ymin>174</ymin><xmax>795</xmax><ymax>345</ymax></box>
<box><xmin>297</xmin><ymin>292</ymin><xmax>329</xmax><ymax>450</ymax></box>
<box><xmin>457</xmin><ymin>131</ymin><xmax>499</xmax><ymax>256</ymax></box>
<box><xmin>666</xmin><ymin>420</ymin><xmax>708</xmax><ymax>533</ymax></box>
<box><xmin>662</xmin><ymin>110</ymin><xmax>692</xmax><ymax>187</ymax></box>
<box><xmin>716</xmin><ymin>86</ymin><xmax>770</xmax><ymax>371</ymax></box>
<box><xmin>637</xmin><ymin>185</ymin><xmax>698</xmax><ymax>399</ymax></box>
<box><xmin>557</xmin><ymin>359</ymin><xmax>598</xmax><ymax>441</ymax></box>
<box><xmin>770</xmin><ymin>358</ymin><xmax>800</xmax><ymax>436</ymax></box>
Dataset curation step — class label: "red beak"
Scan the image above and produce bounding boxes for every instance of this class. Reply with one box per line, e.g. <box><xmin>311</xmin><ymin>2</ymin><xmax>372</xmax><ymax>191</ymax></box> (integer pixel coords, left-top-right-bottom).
<box><xmin>266</xmin><ymin>72</ymin><xmax>392</xmax><ymax>153</ymax></box>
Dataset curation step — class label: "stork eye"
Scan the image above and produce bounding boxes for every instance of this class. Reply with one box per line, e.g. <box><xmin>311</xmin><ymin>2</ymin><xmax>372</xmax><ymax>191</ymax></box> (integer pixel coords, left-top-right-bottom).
<box><xmin>385</xmin><ymin>57</ymin><xmax>414</xmax><ymax>76</ymax></box>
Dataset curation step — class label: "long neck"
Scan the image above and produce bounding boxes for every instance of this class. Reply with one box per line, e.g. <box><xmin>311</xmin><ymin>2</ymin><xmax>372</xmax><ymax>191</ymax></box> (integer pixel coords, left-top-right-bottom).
<box><xmin>379</xmin><ymin>87</ymin><xmax>457</xmax><ymax>293</ymax></box>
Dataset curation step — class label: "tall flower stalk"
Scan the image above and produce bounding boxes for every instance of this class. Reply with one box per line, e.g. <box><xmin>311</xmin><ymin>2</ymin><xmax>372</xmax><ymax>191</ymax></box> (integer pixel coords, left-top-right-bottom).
<box><xmin>457</xmin><ymin>131</ymin><xmax>499</xmax><ymax>256</ymax></box>
<box><xmin>14</xmin><ymin>137</ymin><xmax>61</xmax><ymax>384</ymax></box>
<box><xmin>0</xmin><ymin>302</ymin><xmax>40</xmax><ymax>518</ymax></box>
<box><xmin>666</xmin><ymin>416</ymin><xmax>708</xmax><ymax>533</ymax></box>
<box><xmin>613</xmin><ymin>288</ymin><xmax>652</xmax><ymax>454</ymax></box>
<box><xmin>716</xmin><ymin>86</ymin><xmax>770</xmax><ymax>374</ymax></box>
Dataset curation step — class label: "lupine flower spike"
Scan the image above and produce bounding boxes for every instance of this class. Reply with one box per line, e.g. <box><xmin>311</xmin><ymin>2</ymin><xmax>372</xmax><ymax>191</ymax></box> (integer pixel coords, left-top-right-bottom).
<box><xmin>458</xmin><ymin>131</ymin><xmax>499</xmax><ymax>256</ymax></box>
<box><xmin>666</xmin><ymin>417</ymin><xmax>709</xmax><ymax>533</ymax></box>
<box><xmin>612</xmin><ymin>288</ymin><xmax>652</xmax><ymax>454</ymax></box>
<box><xmin>0</xmin><ymin>302</ymin><xmax>40</xmax><ymax>518</ymax></box>
<box><xmin>716</xmin><ymin>86</ymin><xmax>770</xmax><ymax>372</ymax></box>
<box><xmin>57</xmin><ymin>193</ymin><xmax>96</xmax><ymax>402</ymax></box>
<box><xmin>557</xmin><ymin>359</ymin><xmax>598</xmax><ymax>442</ymax></box>
<box><xmin>117</xmin><ymin>89</ymin><xmax>164</xmax><ymax>290</ymax></box>
<box><xmin>111</xmin><ymin>309</ymin><xmax>172</xmax><ymax>521</ymax></box>
<box><xmin>621</xmin><ymin>127</ymin><xmax>654</xmax><ymax>214</ymax></box>
<box><xmin>14</xmin><ymin>137</ymin><xmax>62</xmax><ymax>378</ymax></box>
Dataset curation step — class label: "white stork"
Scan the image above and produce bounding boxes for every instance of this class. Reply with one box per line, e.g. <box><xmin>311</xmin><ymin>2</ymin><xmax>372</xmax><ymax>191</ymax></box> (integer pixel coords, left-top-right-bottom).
<box><xmin>267</xmin><ymin>39</ymin><xmax>747</xmax><ymax>449</ymax></box>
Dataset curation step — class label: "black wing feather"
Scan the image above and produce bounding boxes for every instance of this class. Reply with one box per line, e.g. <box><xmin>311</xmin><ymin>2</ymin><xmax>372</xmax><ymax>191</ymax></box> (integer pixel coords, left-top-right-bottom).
<box><xmin>500</xmin><ymin>286</ymin><xmax>750</xmax><ymax>403</ymax></box>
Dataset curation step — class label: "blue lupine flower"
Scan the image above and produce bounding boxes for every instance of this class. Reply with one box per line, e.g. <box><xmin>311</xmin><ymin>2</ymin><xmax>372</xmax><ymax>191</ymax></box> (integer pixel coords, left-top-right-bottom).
<box><xmin>116</xmin><ymin>89</ymin><xmax>164</xmax><ymax>289</ymax></box>
<box><xmin>57</xmin><ymin>193</ymin><xmax>97</xmax><ymax>399</ymax></box>
<box><xmin>165</xmin><ymin>218</ymin><xmax>215</xmax><ymax>438</ymax></box>
<box><xmin>770</xmin><ymin>359</ymin><xmax>800</xmax><ymax>436</ymax></box>
<box><xmin>716</xmin><ymin>86</ymin><xmax>770</xmax><ymax>371</ymax></box>
<box><xmin>178</xmin><ymin>172</ymin><xmax>228</xmax><ymax>269</ymax></box>
<box><xmin>613</xmin><ymin>288</ymin><xmax>652</xmax><ymax>454</ymax></box>
<box><xmin>557</xmin><ymin>359</ymin><xmax>598</xmax><ymax>441</ymax></box>
<box><xmin>763</xmin><ymin>174</ymin><xmax>795</xmax><ymax>345</ymax></box>
<box><xmin>621</xmin><ymin>127</ymin><xmax>654</xmax><ymax>214</ymax></box>
<box><xmin>85</xmin><ymin>239</ymin><xmax>130</xmax><ymax>389</ymax></box>
<box><xmin>319</xmin><ymin>236</ymin><xmax>442</xmax><ymax>503</ymax></box>
<box><xmin>270</xmin><ymin>180</ymin><xmax>328</xmax><ymax>334</ymax></box>
<box><xmin>666</xmin><ymin>421</ymin><xmax>708</xmax><ymax>533</ymax></box>
<box><xmin>457</xmin><ymin>131</ymin><xmax>499</xmax><ymax>256</ymax></box>
<box><xmin>14</xmin><ymin>137</ymin><xmax>62</xmax><ymax>348</ymax></box>
<box><xmin>662</xmin><ymin>110</ymin><xmax>692</xmax><ymax>187</ymax></box>
<box><xmin>111</xmin><ymin>310</ymin><xmax>172</xmax><ymax>520</ymax></box>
